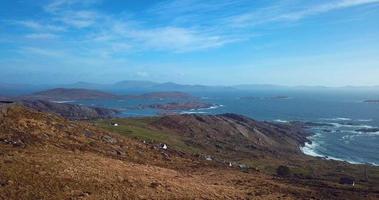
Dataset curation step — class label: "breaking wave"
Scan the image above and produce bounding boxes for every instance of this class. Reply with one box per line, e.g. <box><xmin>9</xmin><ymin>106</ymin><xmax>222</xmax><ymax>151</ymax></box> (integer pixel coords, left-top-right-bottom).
<box><xmin>273</xmin><ymin>119</ymin><xmax>289</xmax><ymax>123</ymax></box>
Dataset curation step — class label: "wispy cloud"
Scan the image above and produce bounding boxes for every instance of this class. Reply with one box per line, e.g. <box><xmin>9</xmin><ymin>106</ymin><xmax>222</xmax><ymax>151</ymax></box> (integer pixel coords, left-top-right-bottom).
<box><xmin>101</xmin><ymin>22</ymin><xmax>235</xmax><ymax>52</ymax></box>
<box><xmin>20</xmin><ymin>47</ymin><xmax>66</xmax><ymax>57</ymax></box>
<box><xmin>14</xmin><ymin>20</ymin><xmax>65</xmax><ymax>32</ymax></box>
<box><xmin>278</xmin><ymin>0</ymin><xmax>379</xmax><ymax>21</ymax></box>
<box><xmin>7</xmin><ymin>0</ymin><xmax>379</xmax><ymax>54</ymax></box>
<box><xmin>44</xmin><ymin>0</ymin><xmax>101</xmax><ymax>13</ymax></box>
<box><xmin>56</xmin><ymin>10</ymin><xmax>99</xmax><ymax>28</ymax></box>
<box><xmin>228</xmin><ymin>0</ymin><xmax>379</xmax><ymax>27</ymax></box>
<box><xmin>44</xmin><ymin>0</ymin><xmax>102</xmax><ymax>28</ymax></box>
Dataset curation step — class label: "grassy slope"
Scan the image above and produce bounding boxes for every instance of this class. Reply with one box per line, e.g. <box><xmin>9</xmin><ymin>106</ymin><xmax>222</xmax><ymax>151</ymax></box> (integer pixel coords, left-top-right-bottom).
<box><xmin>1</xmin><ymin>105</ymin><xmax>379</xmax><ymax>199</ymax></box>
<box><xmin>96</xmin><ymin>117</ymin><xmax>379</xmax><ymax>192</ymax></box>
<box><xmin>96</xmin><ymin>117</ymin><xmax>203</xmax><ymax>154</ymax></box>
<box><xmin>2</xmin><ymin>105</ymin><xmax>339</xmax><ymax>200</ymax></box>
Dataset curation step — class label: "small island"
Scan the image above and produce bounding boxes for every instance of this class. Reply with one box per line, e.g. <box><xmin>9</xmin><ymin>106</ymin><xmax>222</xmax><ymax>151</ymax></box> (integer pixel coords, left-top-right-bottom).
<box><xmin>241</xmin><ymin>96</ymin><xmax>290</xmax><ymax>100</ymax></box>
<box><xmin>137</xmin><ymin>101</ymin><xmax>217</xmax><ymax>111</ymax></box>
<box><xmin>363</xmin><ymin>100</ymin><xmax>379</xmax><ymax>103</ymax></box>
<box><xmin>125</xmin><ymin>92</ymin><xmax>196</xmax><ymax>100</ymax></box>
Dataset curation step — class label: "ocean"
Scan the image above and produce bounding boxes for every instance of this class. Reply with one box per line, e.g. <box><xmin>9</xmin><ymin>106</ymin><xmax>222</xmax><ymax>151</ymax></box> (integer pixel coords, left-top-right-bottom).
<box><xmin>74</xmin><ymin>89</ymin><xmax>379</xmax><ymax>166</ymax></box>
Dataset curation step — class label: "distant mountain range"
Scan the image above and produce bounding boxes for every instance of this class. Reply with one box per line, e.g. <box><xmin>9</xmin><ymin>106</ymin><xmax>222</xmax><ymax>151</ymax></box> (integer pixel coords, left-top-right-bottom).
<box><xmin>1</xmin><ymin>80</ymin><xmax>379</xmax><ymax>96</ymax></box>
<box><xmin>15</xmin><ymin>88</ymin><xmax>199</xmax><ymax>101</ymax></box>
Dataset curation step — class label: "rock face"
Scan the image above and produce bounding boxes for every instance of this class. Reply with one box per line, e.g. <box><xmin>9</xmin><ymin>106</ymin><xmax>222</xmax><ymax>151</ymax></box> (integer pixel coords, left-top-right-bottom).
<box><xmin>23</xmin><ymin>88</ymin><xmax>120</xmax><ymax>101</ymax></box>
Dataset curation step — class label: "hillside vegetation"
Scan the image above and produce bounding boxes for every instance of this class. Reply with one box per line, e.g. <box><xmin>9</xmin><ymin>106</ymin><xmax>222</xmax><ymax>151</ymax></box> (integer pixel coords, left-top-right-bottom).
<box><xmin>0</xmin><ymin>104</ymin><xmax>378</xmax><ymax>199</ymax></box>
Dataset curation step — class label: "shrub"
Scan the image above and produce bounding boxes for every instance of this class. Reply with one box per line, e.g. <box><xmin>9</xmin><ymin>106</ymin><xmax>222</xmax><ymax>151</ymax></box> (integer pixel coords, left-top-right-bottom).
<box><xmin>276</xmin><ymin>165</ymin><xmax>291</xmax><ymax>177</ymax></box>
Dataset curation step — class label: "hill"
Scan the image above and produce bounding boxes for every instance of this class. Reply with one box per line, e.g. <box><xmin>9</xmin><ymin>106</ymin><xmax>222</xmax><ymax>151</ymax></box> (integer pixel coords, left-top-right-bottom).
<box><xmin>24</xmin><ymin>88</ymin><xmax>120</xmax><ymax>101</ymax></box>
<box><xmin>150</xmin><ymin>114</ymin><xmax>310</xmax><ymax>158</ymax></box>
<box><xmin>1</xmin><ymin>104</ymin><xmax>378</xmax><ymax>199</ymax></box>
<box><xmin>19</xmin><ymin>100</ymin><xmax>120</xmax><ymax>120</ymax></box>
<box><xmin>0</xmin><ymin>100</ymin><xmax>119</xmax><ymax>120</ymax></box>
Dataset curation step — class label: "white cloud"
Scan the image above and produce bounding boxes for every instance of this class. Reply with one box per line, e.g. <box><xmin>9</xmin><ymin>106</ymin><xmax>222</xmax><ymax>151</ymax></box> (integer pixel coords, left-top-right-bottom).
<box><xmin>56</xmin><ymin>10</ymin><xmax>99</xmax><ymax>28</ymax></box>
<box><xmin>228</xmin><ymin>0</ymin><xmax>379</xmax><ymax>27</ymax></box>
<box><xmin>120</xmin><ymin>26</ymin><xmax>232</xmax><ymax>52</ymax></box>
<box><xmin>44</xmin><ymin>0</ymin><xmax>101</xmax><ymax>29</ymax></box>
<box><xmin>11</xmin><ymin>0</ymin><xmax>379</xmax><ymax>57</ymax></box>
<box><xmin>45</xmin><ymin>0</ymin><xmax>101</xmax><ymax>13</ymax></box>
<box><xmin>20</xmin><ymin>47</ymin><xmax>66</xmax><ymax>57</ymax></box>
<box><xmin>84</xmin><ymin>18</ymin><xmax>235</xmax><ymax>52</ymax></box>
<box><xmin>150</xmin><ymin>0</ymin><xmax>247</xmax><ymax>16</ymax></box>
<box><xmin>278</xmin><ymin>0</ymin><xmax>379</xmax><ymax>21</ymax></box>
<box><xmin>14</xmin><ymin>20</ymin><xmax>65</xmax><ymax>32</ymax></box>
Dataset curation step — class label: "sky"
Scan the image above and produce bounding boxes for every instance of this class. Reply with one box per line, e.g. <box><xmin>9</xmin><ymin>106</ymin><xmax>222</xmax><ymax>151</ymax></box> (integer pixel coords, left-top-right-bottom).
<box><xmin>0</xmin><ymin>0</ymin><xmax>378</xmax><ymax>86</ymax></box>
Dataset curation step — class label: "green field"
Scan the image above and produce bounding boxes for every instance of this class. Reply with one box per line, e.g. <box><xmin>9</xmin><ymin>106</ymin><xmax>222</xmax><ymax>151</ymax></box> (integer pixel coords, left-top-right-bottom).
<box><xmin>95</xmin><ymin>118</ymin><xmax>203</xmax><ymax>154</ymax></box>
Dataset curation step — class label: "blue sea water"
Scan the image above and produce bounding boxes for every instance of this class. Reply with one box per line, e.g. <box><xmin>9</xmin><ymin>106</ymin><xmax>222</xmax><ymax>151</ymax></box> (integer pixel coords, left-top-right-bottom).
<box><xmin>74</xmin><ymin>89</ymin><xmax>379</xmax><ymax>166</ymax></box>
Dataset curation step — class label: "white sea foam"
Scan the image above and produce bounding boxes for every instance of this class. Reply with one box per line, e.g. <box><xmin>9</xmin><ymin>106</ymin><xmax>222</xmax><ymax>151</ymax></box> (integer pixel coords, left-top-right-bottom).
<box><xmin>357</xmin><ymin>119</ymin><xmax>373</xmax><ymax>122</ymax></box>
<box><xmin>339</xmin><ymin>129</ymin><xmax>379</xmax><ymax>139</ymax></box>
<box><xmin>301</xmin><ymin>142</ymin><xmax>368</xmax><ymax>165</ymax></box>
<box><xmin>324</xmin><ymin>155</ymin><xmax>364</xmax><ymax>165</ymax></box>
<box><xmin>197</xmin><ymin>104</ymin><xmax>224</xmax><ymax>111</ymax></box>
<box><xmin>362</xmin><ymin>131</ymin><xmax>379</xmax><ymax>136</ymax></box>
<box><xmin>329</xmin><ymin>123</ymin><xmax>374</xmax><ymax>129</ymax></box>
<box><xmin>321</xmin><ymin>117</ymin><xmax>352</xmax><ymax>121</ymax></box>
<box><xmin>180</xmin><ymin>111</ymin><xmax>208</xmax><ymax>114</ymax></box>
<box><xmin>301</xmin><ymin>132</ymin><xmax>379</xmax><ymax>165</ymax></box>
<box><xmin>51</xmin><ymin>100</ymin><xmax>75</xmax><ymax>104</ymax></box>
<box><xmin>273</xmin><ymin>119</ymin><xmax>289</xmax><ymax>123</ymax></box>
<box><xmin>300</xmin><ymin>142</ymin><xmax>324</xmax><ymax>158</ymax></box>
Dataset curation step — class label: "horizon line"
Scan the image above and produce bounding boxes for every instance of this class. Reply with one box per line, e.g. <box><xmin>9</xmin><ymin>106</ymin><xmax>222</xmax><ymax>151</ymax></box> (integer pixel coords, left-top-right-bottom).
<box><xmin>1</xmin><ymin>80</ymin><xmax>379</xmax><ymax>89</ymax></box>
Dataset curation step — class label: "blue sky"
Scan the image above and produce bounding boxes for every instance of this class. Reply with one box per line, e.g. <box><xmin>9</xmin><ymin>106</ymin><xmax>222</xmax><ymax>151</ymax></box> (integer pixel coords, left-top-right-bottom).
<box><xmin>0</xmin><ymin>0</ymin><xmax>378</xmax><ymax>86</ymax></box>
